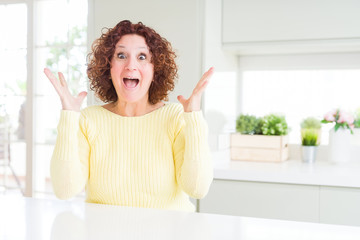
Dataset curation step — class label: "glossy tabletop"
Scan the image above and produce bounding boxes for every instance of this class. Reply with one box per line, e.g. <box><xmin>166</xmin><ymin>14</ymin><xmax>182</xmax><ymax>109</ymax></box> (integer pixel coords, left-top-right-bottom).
<box><xmin>1</xmin><ymin>196</ymin><xmax>360</xmax><ymax>240</ymax></box>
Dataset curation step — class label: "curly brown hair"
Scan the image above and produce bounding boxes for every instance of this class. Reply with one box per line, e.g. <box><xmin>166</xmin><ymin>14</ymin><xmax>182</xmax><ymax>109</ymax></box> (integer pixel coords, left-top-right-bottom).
<box><xmin>87</xmin><ymin>20</ymin><xmax>178</xmax><ymax>104</ymax></box>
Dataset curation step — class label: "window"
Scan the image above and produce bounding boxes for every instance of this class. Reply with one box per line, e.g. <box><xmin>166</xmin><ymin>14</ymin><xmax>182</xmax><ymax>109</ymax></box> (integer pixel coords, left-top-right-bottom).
<box><xmin>0</xmin><ymin>0</ymin><xmax>88</xmax><ymax>197</ymax></box>
<box><xmin>204</xmin><ymin>53</ymin><xmax>360</xmax><ymax>153</ymax></box>
<box><xmin>34</xmin><ymin>0</ymin><xmax>88</xmax><ymax>196</ymax></box>
<box><xmin>239</xmin><ymin>53</ymin><xmax>360</xmax><ymax>145</ymax></box>
<box><xmin>0</xmin><ymin>3</ymin><xmax>27</xmax><ymax>193</ymax></box>
<box><xmin>241</xmin><ymin>69</ymin><xmax>360</xmax><ymax>144</ymax></box>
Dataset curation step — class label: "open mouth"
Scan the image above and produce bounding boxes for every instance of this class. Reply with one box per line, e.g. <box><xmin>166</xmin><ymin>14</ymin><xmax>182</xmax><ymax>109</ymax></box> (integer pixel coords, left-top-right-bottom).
<box><xmin>123</xmin><ymin>77</ymin><xmax>139</xmax><ymax>89</ymax></box>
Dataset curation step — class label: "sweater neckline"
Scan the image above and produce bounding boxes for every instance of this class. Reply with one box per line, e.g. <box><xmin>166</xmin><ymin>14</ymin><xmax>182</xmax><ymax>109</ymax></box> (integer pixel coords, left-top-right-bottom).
<box><xmin>98</xmin><ymin>102</ymin><xmax>169</xmax><ymax>119</ymax></box>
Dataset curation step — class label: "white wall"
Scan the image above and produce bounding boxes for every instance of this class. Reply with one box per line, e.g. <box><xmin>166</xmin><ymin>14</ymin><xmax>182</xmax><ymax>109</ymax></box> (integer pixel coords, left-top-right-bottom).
<box><xmin>88</xmin><ymin>0</ymin><xmax>205</xmax><ymax>103</ymax></box>
<box><xmin>203</xmin><ymin>0</ymin><xmax>237</xmax><ymax>71</ymax></box>
<box><xmin>203</xmin><ymin>0</ymin><xmax>238</xmax><ymax>153</ymax></box>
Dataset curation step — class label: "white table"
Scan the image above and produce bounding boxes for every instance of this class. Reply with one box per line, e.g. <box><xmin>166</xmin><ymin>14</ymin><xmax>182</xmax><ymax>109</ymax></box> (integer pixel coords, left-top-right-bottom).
<box><xmin>1</xmin><ymin>196</ymin><xmax>360</xmax><ymax>240</ymax></box>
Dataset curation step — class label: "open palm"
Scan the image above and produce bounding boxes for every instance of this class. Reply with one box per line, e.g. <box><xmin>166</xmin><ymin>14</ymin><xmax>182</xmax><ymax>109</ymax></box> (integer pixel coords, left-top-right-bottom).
<box><xmin>177</xmin><ymin>67</ymin><xmax>214</xmax><ymax>112</ymax></box>
<box><xmin>44</xmin><ymin>68</ymin><xmax>87</xmax><ymax>112</ymax></box>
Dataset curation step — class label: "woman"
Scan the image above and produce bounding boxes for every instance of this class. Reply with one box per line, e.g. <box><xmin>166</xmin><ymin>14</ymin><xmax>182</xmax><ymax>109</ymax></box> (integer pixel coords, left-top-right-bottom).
<box><xmin>44</xmin><ymin>20</ymin><xmax>213</xmax><ymax>212</ymax></box>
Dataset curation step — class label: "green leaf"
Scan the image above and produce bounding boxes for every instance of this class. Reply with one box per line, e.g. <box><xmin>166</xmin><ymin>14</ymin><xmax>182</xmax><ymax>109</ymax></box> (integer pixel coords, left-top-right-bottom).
<box><xmin>236</xmin><ymin>114</ymin><xmax>263</xmax><ymax>135</ymax></box>
<box><xmin>301</xmin><ymin>129</ymin><xmax>319</xmax><ymax>146</ymax></box>
<box><xmin>321</xmin><ymin>120</ymin><xmax>332</xmax><ymax>124</ymax></box>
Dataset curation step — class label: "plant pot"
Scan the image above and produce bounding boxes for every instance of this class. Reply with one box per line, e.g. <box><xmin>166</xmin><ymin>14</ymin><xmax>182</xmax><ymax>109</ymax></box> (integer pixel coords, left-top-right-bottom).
<box><xmin>230</xmin><ymin>133</ymin><xmax>289</xmax><ymax>162</ymax></box>
<box><xmin>302</xmin><ymin>146</ymin><xmax>318</xmax><ymax>163</ymax></box>
<box><xmin>329</xmin><ymin>128</ymin><xmax>352</xmax><ymax>163</ymax></box>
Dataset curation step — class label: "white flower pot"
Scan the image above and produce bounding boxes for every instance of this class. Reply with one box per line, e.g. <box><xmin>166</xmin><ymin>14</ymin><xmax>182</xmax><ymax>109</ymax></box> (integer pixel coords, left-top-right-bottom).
<box><xmin>302</xmin><ymin>146</ymin><xmax>318</xmax><ymax>163</ymax></box>
<box><xmin>328</xmin><ymin>128</ymin><xmax>352</xmax><ymax>163</ymax></box>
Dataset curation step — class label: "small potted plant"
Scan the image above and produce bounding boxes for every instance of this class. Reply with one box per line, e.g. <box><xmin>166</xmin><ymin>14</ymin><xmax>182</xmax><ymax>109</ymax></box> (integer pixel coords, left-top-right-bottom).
<box><xmin>351</xmin><ymin>108</ymin><xmax>360</xmax><ymax>146</ymax></box>
<box><xmin>321</xmin><ymin>109</ymin><xmax>355</xmax><ymax>163</ymax></box>
<box><xmin>321</xmin><ymin>109</ymin><xmax>354</xmax><ymax>133</ymax></box>
<box><xmin>353</xmin><ymin>108</ymin><xmax>360</xmax><ymax>130</ymax></box>
<box><xmin>300</xmin><ymin>117</ymin><xmax>321</xmax><ymax>163</ymax></box>
<box><xmin>235</xmin><ymin>114</ymin><xmax>262</xmax><ymax>135</ymax></box>
<box><xmin>261</xmin><ymin>114</ymin><xmax>288</xmax><ymax>136</ymax></box>
<box><xmin>301</xmin><ymin>117</ymin><xmax>322</xmax><ymax>145</ymax></box>
<box><xmin>231</xmin><ymin>113</ymin><xmax>289</xmax><ymax>162</ymax></box>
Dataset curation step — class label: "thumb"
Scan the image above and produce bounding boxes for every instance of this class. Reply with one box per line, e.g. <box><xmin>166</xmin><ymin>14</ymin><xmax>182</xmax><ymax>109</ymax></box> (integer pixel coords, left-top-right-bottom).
<box><xmin>177</xmin><ymin>95</ymin><xmax>186</xmax><ymax>104</ymax></box>
<box><xmin>78</xmin><ymin>91</ymin><xmax>87</xmax><ymax>101</ymax></box>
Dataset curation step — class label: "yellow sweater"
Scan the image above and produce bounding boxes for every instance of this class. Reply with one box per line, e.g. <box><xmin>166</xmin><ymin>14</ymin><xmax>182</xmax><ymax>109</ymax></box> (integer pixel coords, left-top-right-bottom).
<box><xmin>51</xmin><ymin>103</ymin><xmax>213</xmax><ymax>211</ymax></box>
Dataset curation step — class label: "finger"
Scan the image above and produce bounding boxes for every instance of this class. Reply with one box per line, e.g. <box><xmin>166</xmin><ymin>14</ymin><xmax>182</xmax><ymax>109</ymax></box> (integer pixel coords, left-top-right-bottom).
<box><xmin>58</xmin><ymin>72</ymin><xmax>67</xmax><ymax>87</ymax></box>
<box><xmin>177</xmin><ymin>95</ymin><xmax>186</xmax><ymax>104</ymax></box>
<box><xmin>197</xmin><ymin>79</ymin><xmax>210</xmax><ymax>94</ymax></box>
<box><xmin>201</xmin><ymin>67</ymin><xmax>215</xmax><ymax>81</ymax></box>
<box><xmin>202</xmin><ymin>67</ymin><xmax>214</xmax><ymax>82</ymax></box>
<box><xmin>44</xmin><ymin>68</ymin><xmax>59</xmax><ymax>86</ymax></box>
<box><xmin>191</xmin><ymin>82</ymin><xmax>209</xmax><ymax>100</ymax></box>
<box><xmin>44</xmin><ymin>68</ymin><xmax>63</xmax><ymax>94</ymax></box>
<box><xmin>195</xmin><ymin>67</ymin><xmax>214</xmax><ymax>89</ymax></box>
<box><xmin>193</xmin><ymin>69</ymin><xmax>213</xmax><ymax>95</ymax></box>
<box><xmin>77</xmin><ymin>91</ymin><xmax>88</xmax><ymax>102</ymax></box>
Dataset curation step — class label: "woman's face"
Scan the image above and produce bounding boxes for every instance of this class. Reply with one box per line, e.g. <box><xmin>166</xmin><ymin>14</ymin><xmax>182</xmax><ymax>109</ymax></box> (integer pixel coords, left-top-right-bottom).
<box><xmin>110</xmin><ymin>34</ymin><xmax>154</xmax><ymax>104</ymax></box>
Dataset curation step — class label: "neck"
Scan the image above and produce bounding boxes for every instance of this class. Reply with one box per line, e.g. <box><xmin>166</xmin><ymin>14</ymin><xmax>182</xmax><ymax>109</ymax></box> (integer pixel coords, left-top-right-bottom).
<box><xmin>107</xmin><ymin>100</ymin><xmax>164</xmax><ymax>117</ymax></box>
<box><xmin>113</xmin><ymin>100</ymin><xmax>151</xmax><ymax>117</ymax></box>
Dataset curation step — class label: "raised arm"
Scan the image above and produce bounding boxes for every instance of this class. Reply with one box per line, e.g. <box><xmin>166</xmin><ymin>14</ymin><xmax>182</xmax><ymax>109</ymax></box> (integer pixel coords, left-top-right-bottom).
<box><xmin>174</xmin><ymin>67</ymin><xmax>214</xmax><ymax>198</ymax></box>
<box><xmin>44</xmin><ymin>68</ymin><xmax>90</xmax><ymax>199</ymax></box>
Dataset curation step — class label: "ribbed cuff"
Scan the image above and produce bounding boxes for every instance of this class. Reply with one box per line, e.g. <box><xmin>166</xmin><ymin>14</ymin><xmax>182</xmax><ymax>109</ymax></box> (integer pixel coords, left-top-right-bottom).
<box><xmin>183</xmin><ymin>110</ymin><xmax>206</xmax><ymax>127</ymax></box>
<box><xmin>182</xmin><ymin>110</ymin><xmax>209</xmax><ymax>152</ymax></box>
<box><xmin>57</xmin><ymin>110</ymin><xmax>81</xmax><ymax>133</ymax></box>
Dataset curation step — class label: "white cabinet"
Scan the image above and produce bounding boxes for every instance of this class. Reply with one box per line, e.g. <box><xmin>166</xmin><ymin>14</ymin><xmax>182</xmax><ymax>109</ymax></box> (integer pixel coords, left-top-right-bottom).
<box><xmin>200</xmin><ymin>179</ymin><xmax>319</xmax><ymax>222</ymax></box>
<box><xmin>222</xmin><ymin>0</ymin><xmax>360</xmax><ymax>54</ymax></box>
<box><xmin>200</xmin><ymin>179</ymin><xmax>360</xmax><ymax>226</ymax></box>
<box><xmin>223</xmin><ymin>0</ymin><xmax>360</xmax><ymax>43</ymax></box>
<box><xmin>320</xmin><ymin>186</ymin><xmax>360</xmax><ymax>226</ymax></box>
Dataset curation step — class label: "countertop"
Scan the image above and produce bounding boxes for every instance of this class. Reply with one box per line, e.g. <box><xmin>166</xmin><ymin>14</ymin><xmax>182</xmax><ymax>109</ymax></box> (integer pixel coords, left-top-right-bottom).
<box><xmin>213</xmin><ymin>150</ymin><xmax>360</xmax><ymax>188</ymax></box>
<box><xmin>1</xmin><ymin>196</ymin><xmax>360</xmax><ymax>240</ymax></box>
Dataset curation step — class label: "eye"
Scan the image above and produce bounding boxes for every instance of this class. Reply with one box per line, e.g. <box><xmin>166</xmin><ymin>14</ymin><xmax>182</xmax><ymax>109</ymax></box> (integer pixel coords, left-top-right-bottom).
<box><xmin>117</xmin><ymin>53</ymin><xmax>126</xmax><ymax>59</ymax></box>
<box><xmin>138</xmin><ymin>54</ymin><xmax>146</xmax><ymax>60</ymax></box>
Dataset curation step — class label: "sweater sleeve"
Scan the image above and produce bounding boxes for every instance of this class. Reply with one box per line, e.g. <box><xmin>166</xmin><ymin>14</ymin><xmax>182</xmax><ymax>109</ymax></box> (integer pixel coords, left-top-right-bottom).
<box><xmin>173</xmin><ymin>110</ymin><xmax>213</xmax><ymax>199</ymax></box>
<box><xmin>50</xmin><ymin>110</ymin><xmax>90</xmax><ymax>199</ymax></box>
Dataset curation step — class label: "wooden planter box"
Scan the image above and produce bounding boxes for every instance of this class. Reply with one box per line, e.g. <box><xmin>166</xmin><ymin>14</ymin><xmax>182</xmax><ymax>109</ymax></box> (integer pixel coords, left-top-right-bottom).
<box><xmin>231</xmin><ymin>133</ymin><xmax>289</xmax><ymax>162</ymax></box>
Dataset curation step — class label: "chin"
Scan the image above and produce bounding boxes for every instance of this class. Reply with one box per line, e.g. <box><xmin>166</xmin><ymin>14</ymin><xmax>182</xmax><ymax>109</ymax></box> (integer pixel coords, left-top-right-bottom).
<box><xmin>118</xmin><ymin>94</ymin><xmax>148</xmax><ymax>104</ymax></box>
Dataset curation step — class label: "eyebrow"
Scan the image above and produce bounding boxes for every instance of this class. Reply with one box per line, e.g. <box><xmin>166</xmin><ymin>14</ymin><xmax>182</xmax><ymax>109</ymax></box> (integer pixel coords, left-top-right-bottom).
<box><xmin>116</xmin><ymin>45</ymin><xmax>149</xmax><ymax>50</ymax></box>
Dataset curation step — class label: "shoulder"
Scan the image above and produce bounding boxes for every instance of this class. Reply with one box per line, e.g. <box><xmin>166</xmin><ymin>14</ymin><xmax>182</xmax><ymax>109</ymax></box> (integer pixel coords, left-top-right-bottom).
<box><xmin>162</xmin><ymin>102</ymin><xmax>183</xmax><ymax>116</ymax></box>
<box><xmin>161</xmin><ymin>103</ymin><xmax>185</xmax><ymax>134</ymax></box>
<box><xmin>78</xmin><ymin>105</ymin><xmax>106</xmax><ymax>127</ymax></box>
<box><xmin>80</xmin><ymin>105</ymin><xmax>104</xmax><ymax>118</ymax></box>
<box><xmin>78</xmin><ymin>106</ymin><xmax>104</xmax><ymax>140</ymax></box>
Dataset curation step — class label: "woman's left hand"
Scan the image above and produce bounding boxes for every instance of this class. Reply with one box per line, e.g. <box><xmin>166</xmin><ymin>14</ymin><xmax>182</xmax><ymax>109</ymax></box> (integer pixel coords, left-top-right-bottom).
<box><xmin>177</xmin><ymin>67</ymin><xmax>214</xmax><ymax>112</ymax></box>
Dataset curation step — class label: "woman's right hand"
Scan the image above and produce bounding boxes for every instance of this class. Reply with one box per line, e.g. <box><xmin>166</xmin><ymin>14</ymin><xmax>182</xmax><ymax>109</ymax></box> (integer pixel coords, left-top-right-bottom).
<box><xmin>44</xmin><ymin>68</ymin><xmax>87</xmax><ymax>112</ymax></box>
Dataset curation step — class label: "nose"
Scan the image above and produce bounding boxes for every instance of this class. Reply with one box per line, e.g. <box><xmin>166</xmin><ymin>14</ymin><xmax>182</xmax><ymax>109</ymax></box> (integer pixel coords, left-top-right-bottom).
<box><xmin>125</xmin><ymin>56</ymin><xmax>137</xmax><ymax>71</ymax></box>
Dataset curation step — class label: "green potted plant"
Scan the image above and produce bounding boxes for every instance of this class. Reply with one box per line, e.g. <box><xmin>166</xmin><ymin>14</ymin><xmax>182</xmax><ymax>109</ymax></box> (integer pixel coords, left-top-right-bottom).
<box><xmin>301</xmin><ymin>129</ymin><xmax>320</xmax><ymax>163</ymax></box>
<box><xmin>235</xmin><ymin>114</ymin><xmax>262</xmax><ymax>135</ymax></box>
<box><xmin>231</xmin><ymin>113</ymin><xmax>289</xmax><ymax>162</ymax></box>
<box><xmin>300</xmin><ymin>117</ymin><xmax>321</xmax><ymax>163</ymax></box>
<box><xmin>301</xmin><ymin>117</ymin><xmax>321</xmax><ymax>145</ymax></box>
<box><xmin>354</xmin><ymin>108</ymin><xmax>360</xmax><ymax>129</ymax></box>
<box><xmin>261</xmin><ymin>114</ymin><xmax>288</xmax><ymax>136</ymax></box>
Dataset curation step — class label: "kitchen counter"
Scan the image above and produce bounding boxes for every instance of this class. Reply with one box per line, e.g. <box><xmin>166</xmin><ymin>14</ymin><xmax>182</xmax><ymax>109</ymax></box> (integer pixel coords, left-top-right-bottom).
<box><xmin>213</xmin><ymin>150</ymin><xmax>360</xmax><ymax>188</ymax></box>
<box><xmin>1</xmin><ymin>196</ymin><xmax>360</xmax><ymax>240</ymax></box>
